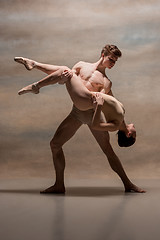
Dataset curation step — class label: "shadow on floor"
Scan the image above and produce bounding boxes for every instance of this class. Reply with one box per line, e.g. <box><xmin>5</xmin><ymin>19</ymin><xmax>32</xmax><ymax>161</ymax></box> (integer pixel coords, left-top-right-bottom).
<box><xmin>0</xmin><ymin>189</ymin><xmax>41</xmax><ymax>195</ymax></box>
<box><xmin>66</xmin><ymin>186</ymin><xmax>124</xmax><ymax>197</ymax></box>
<box><xmin>0</xmin><ymin>186</ymin><xmax>125</xmax><ymax>197</ymax></box>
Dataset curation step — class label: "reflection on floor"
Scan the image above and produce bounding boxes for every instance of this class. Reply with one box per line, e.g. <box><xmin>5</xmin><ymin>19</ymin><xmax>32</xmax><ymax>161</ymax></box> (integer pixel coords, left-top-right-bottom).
<box><xmin>0</xmin><ymin>178</ymin><xmax>159</xmax><ymax>240</ymax></box>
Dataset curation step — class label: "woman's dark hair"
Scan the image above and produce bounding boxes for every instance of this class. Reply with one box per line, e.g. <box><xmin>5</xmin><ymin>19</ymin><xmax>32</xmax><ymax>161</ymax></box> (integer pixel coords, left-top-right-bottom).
<box><xmin>117</xmin><ymin>130</ymin><xmax>136</xmax><ymax>147</ymax></box>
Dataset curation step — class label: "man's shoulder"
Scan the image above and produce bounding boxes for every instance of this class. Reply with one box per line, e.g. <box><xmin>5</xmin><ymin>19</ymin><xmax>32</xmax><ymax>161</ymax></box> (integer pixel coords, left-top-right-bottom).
<box><xmin>72</xmin><ymin>61</ymin><xmax>85</xmax><ymax>68</ymax></box>
<box><xmin>76</xmin><ymin>61</ymin><xmax>91</xmax><ymax>66</ymax></box>
<box><xmin>72</xmin><ymin>61</ymin><xmax>93</xmax><ymax>70</ymax></box>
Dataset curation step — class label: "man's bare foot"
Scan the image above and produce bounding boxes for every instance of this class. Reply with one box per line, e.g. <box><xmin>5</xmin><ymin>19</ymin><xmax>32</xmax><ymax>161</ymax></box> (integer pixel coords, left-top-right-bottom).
<box><xmin>18</xmin><ymin>83</ymin><xmax>39</xmax><ymax>95</ymax></box>
<box><xmin>40</xmin><ymin>184</ymin><xmax>65</xmax><ymax>194</ymax></box>
<box><xmin>125</xmin><ymin>183</ymin><xmax>146</xmax><ymax>193</ymax></box>
<box><xmin>14</xmin><ymin>57</ymin><xmax>36</xmax><ymax>70</ymax></box>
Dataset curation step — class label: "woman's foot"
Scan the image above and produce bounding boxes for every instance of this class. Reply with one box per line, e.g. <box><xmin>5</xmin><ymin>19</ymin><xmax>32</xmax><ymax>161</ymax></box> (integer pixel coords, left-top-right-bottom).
<box><xmin>18</xmin><ymin>83</ymin><xmax>39</xmax><ymax>95</ymax></box>
<box><xmin>14</xmin><ymin>57</ymin><xmax>36</xmax><ymax>70</ymax></box>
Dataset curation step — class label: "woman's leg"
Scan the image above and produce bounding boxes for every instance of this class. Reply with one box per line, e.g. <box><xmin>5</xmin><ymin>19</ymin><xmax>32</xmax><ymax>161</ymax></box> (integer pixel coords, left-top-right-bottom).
<box><xmin>18</xmin><ymin>66</ymin><xmax>70</xmax><ymax>95</ymax></box>
<box><xmin>35</xmin><ymin>63</ymin><xmax>63</xmax><ymax>75</ymax></box>
<box><xmin>14</xmin><ymin>57</ymin><xmax>65</xmax><ymax>75</ymax></box>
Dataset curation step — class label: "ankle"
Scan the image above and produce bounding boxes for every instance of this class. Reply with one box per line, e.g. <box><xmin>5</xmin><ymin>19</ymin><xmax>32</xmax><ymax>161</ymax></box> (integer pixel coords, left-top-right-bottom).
<box><xmin>34</xmin><ymin>82</ymin><xmax>40</xmax><ymax>89</ymax></box>
<box><xmin>33</xmin><ymin>61</ymin><xmax>38</xmax><ymax>68</ymax></box>
<box><xmin>32</xmin><ymin>82</ymin><xmax>40</xmax><ymax>94</ymax></box>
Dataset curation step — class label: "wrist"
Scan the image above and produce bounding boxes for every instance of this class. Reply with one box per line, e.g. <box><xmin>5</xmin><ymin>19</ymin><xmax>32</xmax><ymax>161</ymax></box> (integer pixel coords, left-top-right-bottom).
<box><xmin>97</xmin><ymin>103</ymin><xmax>103</xmax><ymax>107</ymax></box>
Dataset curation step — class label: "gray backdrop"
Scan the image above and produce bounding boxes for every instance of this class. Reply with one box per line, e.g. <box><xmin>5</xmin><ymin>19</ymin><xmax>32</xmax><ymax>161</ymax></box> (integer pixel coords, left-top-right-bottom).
<box><xmin>0</xmin><ymin>0</ymin><xmax>160</xmax><ymax>179</ymax></box>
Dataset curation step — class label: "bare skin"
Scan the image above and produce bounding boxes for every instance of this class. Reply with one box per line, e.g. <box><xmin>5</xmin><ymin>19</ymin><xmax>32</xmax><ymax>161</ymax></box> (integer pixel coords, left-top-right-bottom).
<box><xmin>15</xmin><ymin>55</ymin><xmax>145</xmax><ymax>193</ymax></box>
<box><xmin>15</xmin><ymin>57</ymin><xmax>133</xmax><ymax>135</ymax></box>
<box><xmin>14</xmin><ymin>57</ymin><xmax>36</xmax><ymax>71</ymax></box>
<box><xmin>15</xmin><ymin>56</ymin><xmax>112</xmax><ymax>95</ymax></box>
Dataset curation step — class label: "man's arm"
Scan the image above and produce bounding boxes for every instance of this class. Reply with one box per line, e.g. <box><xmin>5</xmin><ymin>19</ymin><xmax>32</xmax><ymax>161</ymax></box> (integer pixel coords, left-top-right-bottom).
<box><xmin>91</xmin><ymin>94</ymin><xmax>131</xmax><ymax>136</ymax></box>
<box><xmin>109</xmin><ymin>89</ymin><xmax>130</xmax><ymax>136</ymax></box>
<box><xmin>107</xmin><ymin>89</ymin><xmax>113</xmax><ymax>96</ymax></box>
<box><xmin>100</xmin><ymin>78</ymin><xmax>112</xmax><ymax>94</ymax></box>
<box><xmin>91</xmin><ymin>94</ymin><xmax>120</xmax><ymax>132</ymax></box>
<box><xmin>60</xmin><ymin>61</ymin><xmax>83</xmax><ymax>84</ymax></box>
<box><xmin>101</xmin><ymin>81</ymin><xmax>130</xmax><ymax>136</ymax></box>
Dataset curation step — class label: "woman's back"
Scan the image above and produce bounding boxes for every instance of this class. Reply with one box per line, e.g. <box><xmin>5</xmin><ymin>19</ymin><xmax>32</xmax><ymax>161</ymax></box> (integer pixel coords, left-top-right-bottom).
<box><xmin>100</xmin><ymin>93</ymin><xmax>125</xmax><ymax>124</ymax></box>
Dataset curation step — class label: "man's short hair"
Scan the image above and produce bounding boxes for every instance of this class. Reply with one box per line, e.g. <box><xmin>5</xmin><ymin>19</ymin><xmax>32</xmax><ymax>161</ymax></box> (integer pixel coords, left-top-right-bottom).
<box><xmin>101</xmin><ymin>44</ymin><xmax>122</xmax><ymax>58</ymax></box>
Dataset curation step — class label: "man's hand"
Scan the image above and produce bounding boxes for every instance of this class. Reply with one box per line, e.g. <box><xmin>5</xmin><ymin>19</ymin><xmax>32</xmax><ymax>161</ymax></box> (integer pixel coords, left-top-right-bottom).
<box><xmin>62</xmin><ymin>69</ymin><xmax>73</xmax><ymax>79</ymax></box>
<box><xmin>58</xmin><ymin>69</ymin><xmax>73</xmax><ymax>85</ymax></box>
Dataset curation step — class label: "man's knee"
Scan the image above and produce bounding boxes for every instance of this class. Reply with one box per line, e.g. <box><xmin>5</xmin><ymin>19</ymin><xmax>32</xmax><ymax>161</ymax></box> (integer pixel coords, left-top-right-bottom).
<box><xmin>50</xmin><ymin>138</ymin><xmax>62</xmax><ymax>152</ymax></box>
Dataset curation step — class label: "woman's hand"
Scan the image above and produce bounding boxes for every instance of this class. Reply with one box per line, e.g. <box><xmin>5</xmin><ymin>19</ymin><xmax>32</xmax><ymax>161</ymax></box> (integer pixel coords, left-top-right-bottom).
<box><xmin>92</xmin><ymin>93</ymin><xmax>104</xmax><ymax>108</ymax></box>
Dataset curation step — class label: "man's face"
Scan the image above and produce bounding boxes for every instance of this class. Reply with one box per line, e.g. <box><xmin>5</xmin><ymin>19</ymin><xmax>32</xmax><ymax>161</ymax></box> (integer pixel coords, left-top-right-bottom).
<box><xmin>102</xmin><ymin>54</ymin><xmax>118</xmax><ymax>69</ymax></box>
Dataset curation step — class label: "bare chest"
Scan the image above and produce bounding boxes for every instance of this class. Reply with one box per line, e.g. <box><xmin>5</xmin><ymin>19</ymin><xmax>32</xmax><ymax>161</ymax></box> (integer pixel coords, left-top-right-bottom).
<box><xmin>79</xmin><ymin>68</ymin><xmax>109</xmax><ymax>91</ymax></box>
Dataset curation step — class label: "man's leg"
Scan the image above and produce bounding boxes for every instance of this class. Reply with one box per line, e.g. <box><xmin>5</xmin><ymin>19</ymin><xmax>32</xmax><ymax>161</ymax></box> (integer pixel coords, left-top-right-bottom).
<box><xmin>88</xmin><ymin>126</ymin><xmax>145</xmax><ymax>193</ymax></box>
<box><xmin>41</xmin><ymin>114</ymin><xmax>82</xmax><ymax>194</ymax></box>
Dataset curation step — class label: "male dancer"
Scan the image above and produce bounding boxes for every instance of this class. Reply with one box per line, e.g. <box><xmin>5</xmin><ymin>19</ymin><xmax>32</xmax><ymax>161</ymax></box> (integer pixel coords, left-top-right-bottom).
<box><xmin>15</xmin><ymin>44</ymin><xmax>145</xmax><ymax>193</ymax></box>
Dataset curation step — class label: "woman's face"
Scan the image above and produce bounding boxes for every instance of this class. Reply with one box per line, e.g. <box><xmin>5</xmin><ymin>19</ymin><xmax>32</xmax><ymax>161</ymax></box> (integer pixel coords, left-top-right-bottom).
<box><xmin>102</xmin><ymin>54</ymin><xmax>118</xmax><ymax>69</ymax></box>
<box><xmin>128</xmin><ymin>124</ymin><xmax>136</xmax><ymax>139</ymax></box>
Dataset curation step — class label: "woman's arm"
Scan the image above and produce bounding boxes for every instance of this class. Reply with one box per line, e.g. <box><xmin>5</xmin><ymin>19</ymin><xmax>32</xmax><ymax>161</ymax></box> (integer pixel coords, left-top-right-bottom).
<box><xmin>92</xmin><ymin>103</ymin><xmax>103</xmax><ymax>128</ymax></box>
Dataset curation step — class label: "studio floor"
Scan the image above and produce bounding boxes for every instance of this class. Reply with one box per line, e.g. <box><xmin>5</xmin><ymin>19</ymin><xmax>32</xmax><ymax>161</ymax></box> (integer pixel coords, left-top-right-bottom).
<box><xmin>0</xmin><ymin>178</ymin><xmax>159</xmax><ymax>240</ymax></box>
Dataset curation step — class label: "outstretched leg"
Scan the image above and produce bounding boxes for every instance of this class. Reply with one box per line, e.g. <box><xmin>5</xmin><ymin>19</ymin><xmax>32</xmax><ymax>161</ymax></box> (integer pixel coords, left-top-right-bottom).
<box><xmin>14</xmin><ymin>57</ymin><xmax>64</xmax><ymax>75</ymax></box>
<box><xmin>18</xmin><ymin>66</ymin><xmax>70</xmax><ymax>95</ymax></box>
<box><xmin>40</xmin><ymin>114</ymin><xmax>82</xmax><ymax>194</ymax></box>
<box><xmin>14</xmin><ymin>57</ymin><xmax>36</xmax><ymax>71</ymax></box>
<box><xmin>89</xmin><ymin>126</ymin><xmax>146</xmax><ymax>193</ymax></box>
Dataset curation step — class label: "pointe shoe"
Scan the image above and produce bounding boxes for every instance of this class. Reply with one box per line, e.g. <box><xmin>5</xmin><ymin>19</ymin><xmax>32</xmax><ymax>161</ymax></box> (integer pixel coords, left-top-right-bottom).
<box><xmin>14</xmin><ymin>57</ymin><xmax>35</xmax><ymax>70</ymax></box>
<box><xmin>18</xmin><ymin>83</ymin><xmax>40</xmax><ymax>95</ymax></box>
